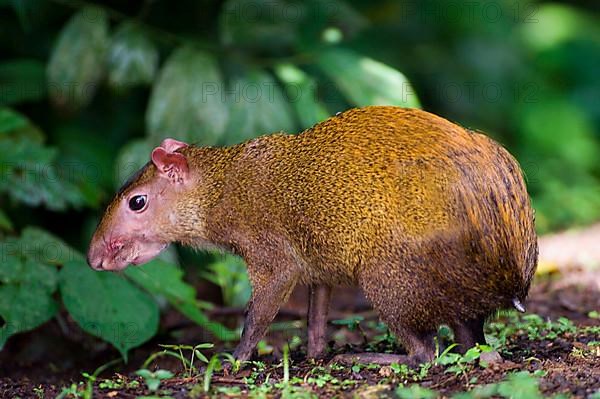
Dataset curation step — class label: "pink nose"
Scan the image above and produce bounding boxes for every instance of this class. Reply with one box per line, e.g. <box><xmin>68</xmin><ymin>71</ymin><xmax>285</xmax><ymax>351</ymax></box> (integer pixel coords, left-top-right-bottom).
<box><xmin>87</xmin><ymin>244</ymin><xmax>105</xmax><ymax>270</ymax></box>
<box><xmin>87</xmin><ymin>238</ymin><xmax>123</xmax><ymax>271</ymax></box>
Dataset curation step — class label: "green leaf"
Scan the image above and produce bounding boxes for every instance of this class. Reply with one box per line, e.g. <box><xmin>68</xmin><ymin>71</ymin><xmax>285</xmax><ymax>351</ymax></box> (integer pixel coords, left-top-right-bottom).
<box><xmin>19</xmin><ymin>227</ymin><xmax>84</xmax><ymax>266</ymax></box>
<box><xmin>153</xmin><ymin>370</ymin><xmax>174</xmax><ymax>379</ymax></box>
<box><xmin>47</xmin><ymin>7</ymin><xmax>109</xmax><ymax>109</ymax></box>
<box><xmin>317</xmin><ymin>48</ymin><xmax>421</xmax><ymax>109</ymax></box>
<box><xmin>0</xmin><ymin>59</ymin><xmax>46</xmax><ymax>105</ymax></box>
<box><xmin>146</xmin><ymin>46</ymin><xmax>228</xmax><ymax>146</ymax></box>
<box><xmin>0</xmin><ymin>137</ymin><xmax>85</xmax><ymax>210</ymax></box>
<box><xmin>0</xmin><ymin>108</ymin><xmax>86</xmax><ymax>210</ymax></box>
<box><xmin>0</xmin><ymin>106</ymin><xmax>29</xmax><ymax>135</ymax></box>
<box><xmin>125</xmin><ymin>259</ymin><xmax>196</xmax><ymax>303</ymax></box>
<box><xmin>60</xmin><ymin>260</ymin><xmax>159</xmax><ymax>360</ymax></box>
<box><xmin>107</xmin><ymin>22</ymin><xmax>158</xmax><ymax>89</ymax></box>
<box><xmin>125</xmin><ymin>260</ymin><xmax>237</xmax><ymax>341</ymax></box>
<box><xmin>0</xmin><ymin>256</ymin><xmax>59</xmax><ymax>348</ymax></box>
<box><xmin>0</xmin><ymin>107</ymin><xmax>44</xmax><ymax>142</ymax></box>
<box><xmin>274</xmin><ymin>63</ymin><xmax>330</xmax><ymax>129</ymax></box>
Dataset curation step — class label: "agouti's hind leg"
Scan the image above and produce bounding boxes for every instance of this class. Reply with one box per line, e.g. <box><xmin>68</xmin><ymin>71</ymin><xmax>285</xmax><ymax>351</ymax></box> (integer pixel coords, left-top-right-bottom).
<box><xmin>397</xmin><ymin>329</ymin><xmax>437</xmax><ymax>366</ymax></box>
<box><xmin>307</xmin><ymin>285</ymin><xmax>332</xmax><ymax>359</ymax></box>
<box><xmin>453</xmin><ymin>318</ymin><xmax>503</xmax><ymax>364</ymax></box>
<box><xmin>452</xmin><ymin>318</ymin><xmax>486</xmax><ymax>353</ymax></box>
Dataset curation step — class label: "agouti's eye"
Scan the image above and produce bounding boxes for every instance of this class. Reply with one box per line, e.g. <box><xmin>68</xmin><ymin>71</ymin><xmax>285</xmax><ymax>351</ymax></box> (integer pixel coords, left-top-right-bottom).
<box><xmin>128</xmin><ymin>195</ymin><xmax>147</xmax><ymax>212</ymax></box>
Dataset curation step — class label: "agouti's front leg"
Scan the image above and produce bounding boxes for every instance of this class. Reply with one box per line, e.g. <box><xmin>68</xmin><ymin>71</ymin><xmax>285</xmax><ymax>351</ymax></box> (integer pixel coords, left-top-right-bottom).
<box><xmin>307</xmin><ymin>285</ymin><xmax>332</xmax><ymax>358</ymax></box>
<box><xmin>232</xmin><ymin>265</ymin><xmax>299</xmax><ymax>363</ymax></box>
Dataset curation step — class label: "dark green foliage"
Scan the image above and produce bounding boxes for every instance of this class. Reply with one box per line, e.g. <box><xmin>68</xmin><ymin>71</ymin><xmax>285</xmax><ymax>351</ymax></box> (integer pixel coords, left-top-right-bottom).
<box><xmin>0</xmin><ymin>0</ymin><xmax>598</xmax><ymax>356</ymax></box>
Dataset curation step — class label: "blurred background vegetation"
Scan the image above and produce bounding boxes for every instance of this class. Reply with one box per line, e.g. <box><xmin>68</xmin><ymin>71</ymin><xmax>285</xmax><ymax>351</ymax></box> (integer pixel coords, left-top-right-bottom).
<box><xmin>0</xmin><ymin>0</ymin><xmax>599</xmax><ymax>356</ymax></box>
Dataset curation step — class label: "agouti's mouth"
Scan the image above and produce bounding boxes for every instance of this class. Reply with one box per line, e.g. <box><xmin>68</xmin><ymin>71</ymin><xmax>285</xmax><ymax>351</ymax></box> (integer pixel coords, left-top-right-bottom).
<box><xmin>130</xmin><ymin>243</ymin><xmax>168</xmax><ymax>265</ymax></box>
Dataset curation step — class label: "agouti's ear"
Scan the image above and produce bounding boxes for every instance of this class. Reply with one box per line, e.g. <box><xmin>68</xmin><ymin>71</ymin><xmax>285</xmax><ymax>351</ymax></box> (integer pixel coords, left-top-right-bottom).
<box><xmin>159</xmin><ymin>138</ymin><xmax>188</xmax><ymax>152</ymax></box>
<box><xmin>151</xmin><ymin>147</ymin><xmax>189</xmax><ymax>184</ymax></box>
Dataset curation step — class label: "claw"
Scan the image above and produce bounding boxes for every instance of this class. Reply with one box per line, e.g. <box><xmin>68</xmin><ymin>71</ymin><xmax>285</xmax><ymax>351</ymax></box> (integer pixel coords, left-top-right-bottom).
<box><xmin>512</xmin><ymin>298</ymin><xmax>526</xmax><ymax>313</ymax></box>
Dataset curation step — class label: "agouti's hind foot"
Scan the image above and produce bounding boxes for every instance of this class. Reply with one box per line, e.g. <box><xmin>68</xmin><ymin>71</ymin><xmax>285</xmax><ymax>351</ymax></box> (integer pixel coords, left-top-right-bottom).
<box><xmin>329</xmin><ymin>353</ymin><xmax>428</xmax><ymax>368</ymax></box>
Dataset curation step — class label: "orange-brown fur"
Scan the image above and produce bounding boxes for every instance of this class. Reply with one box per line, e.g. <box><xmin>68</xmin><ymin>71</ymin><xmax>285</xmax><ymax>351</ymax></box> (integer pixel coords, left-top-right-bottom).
<box><xmin>106</xmin><ymin>106</ymin><xmax>538</xmax><ymax>363</ymax></box>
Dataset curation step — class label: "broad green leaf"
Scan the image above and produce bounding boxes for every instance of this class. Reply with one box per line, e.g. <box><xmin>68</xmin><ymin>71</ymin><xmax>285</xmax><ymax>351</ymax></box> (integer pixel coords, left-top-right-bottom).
<box><xmin>0</xmin><ymin>109</ymin><xmax>85</xmax><ymax>210</ymax></box>
<box><xmin>0</xmin><ymin>255</ymin><xmax>57</xmax><ymax>291</ymax></box>
<box><xmin>274</xmin><ymin>63</ymin><xmax>330</xmax><ymax>129</ymax></box>
<box><xmin>0</xmin><ymin>106</ymin><xmax>29</xmax><ymax>134</ymax></box>
<box><xmin>107</xmin><ymin>22</ymin><xmax>158</xmax><ymax>89</ymax></box>
<box><xmin>317</xmin><ymin>48</ymin><xmax>421</xmax><ymax>109</ymax></box>
<box><xmin>114</xmin><ymin>139</ymin><xmax>153</xmax><ymax>189</ymax></box>
<box><xmin>0</xmin><ymin>252</ymin><xmax>24</xmax><ymax>284</ymax></box>
<box><xmin>125</xmin><ymin>259</ymin><xmax>196</xmax><ymax>304</ymax></box>
<box><xmin>125</xmin><ymin>260</ymin><xmax>237</xmax><ymax>341</ymax></box>
<box><xmin>0</xmin><ymin>59</ymin><xmax>46</xmax><ymax>105</ymax></box>
<box><xmin>0</xmin><ymin>107</ymin><xmax>44</xmax><ymax>142</ymax></box>
<box><xmin>0</xmin><ymin>284</ymin><xmax>58</xmax><ymax>348</ymax></box>
<box><xmin>60</xmin><ymin>260</ymin><xmax>159</xmax><ymax>360</ymax></box>
<box><xmin>47</xmin><ymin>7</ymin><xmax>109</xmax><ymax>109</ymax></box>
<box><xmin>0</xmin><ymin>137</ymin><xmax>85</xmax><ymax>210</ymax></box>
<box><xmin>19</xmin><ymin>227</ymin><xmax>84</xmax><ymax>266</ymax></box>
<box><xmin>0</xmin><ymin>256</ymin><xmax>59</xmax><ymax>348</ymax></box>
<box><xmin>146</xmin><ymin>46</ymin><xmax>228</xmax><ymax>146</ymax></box>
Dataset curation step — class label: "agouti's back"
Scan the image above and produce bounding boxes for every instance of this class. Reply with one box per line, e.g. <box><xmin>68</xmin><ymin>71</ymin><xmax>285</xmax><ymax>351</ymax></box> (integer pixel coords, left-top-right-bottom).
<box><xmin>210</xmin><ymin>107</ymin><xmax>537</xmax><ymax>319</ymax></box>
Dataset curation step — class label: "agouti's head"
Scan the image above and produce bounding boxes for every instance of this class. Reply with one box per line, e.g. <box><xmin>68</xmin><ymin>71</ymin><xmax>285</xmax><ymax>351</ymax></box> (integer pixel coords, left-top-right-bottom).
<box><xmin>87</xmin><ymin>138</ymin><xmax>194</xmax><ymax>271</ymax></box>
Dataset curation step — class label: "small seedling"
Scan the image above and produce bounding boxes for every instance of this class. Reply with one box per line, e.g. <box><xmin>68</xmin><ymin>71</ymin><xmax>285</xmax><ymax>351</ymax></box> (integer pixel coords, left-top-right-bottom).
<box><xmin>283</xmin><ymin>343</ymin><xmax>290</xmax><ymax>384</ymax></box>
<box><xmin>32</xmin><ymin>386</ymin><xmax>44</xmax><ymax>399</ymax></box>
<box><xmin>98</xmin><ymin>375</ymin><xmax>140</xmax><ymax>390</ymax></box>
<box><xmin>203</xmin><ymin>354</ymin><xmax>222</xmax><ymax>393</ymax></box>
<box><xmin>135</xmin><ymin>369</ymin><xmax>174</xmax><ymax>392</ymax></box>
<box><xmin>157</xmin><ymin>343</ymin><xmax>214</xmax><ymax>377</ymax></box>
<box><xmin>142</xmin><ymin>343</ymin><xmax>213</xmax><ymax>378</ymax></box>
<box><xmin>56</xmin><ymin>358</ymin><xmax>121</xmax><ymax>399</ymax></box>
<box><xmin>257</xmin><ymin>339</ymin><xmax>274</xmax><ymax>355</ymax></box>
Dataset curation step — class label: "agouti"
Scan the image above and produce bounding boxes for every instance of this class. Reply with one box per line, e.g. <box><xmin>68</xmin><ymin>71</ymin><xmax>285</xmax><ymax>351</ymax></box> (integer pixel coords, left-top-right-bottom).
<box><xmin>87</xmin><ymin>106</ymin><xmax>538</xmax><ymax>365</ymax></box>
